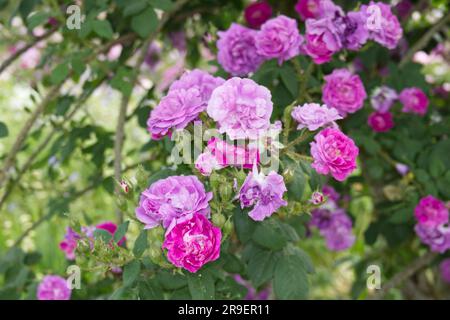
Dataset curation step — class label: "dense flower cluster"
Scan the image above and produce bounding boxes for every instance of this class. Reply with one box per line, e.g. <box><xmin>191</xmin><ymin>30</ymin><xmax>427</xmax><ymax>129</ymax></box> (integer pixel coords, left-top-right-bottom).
<box><xmin>414</xmin><ymin>195</ymin><xmax>450</xmax><ymax>253</ymax></box>
<box><xmin>291</xmin><ymin>103</ymin><xmax>342</xmax><ymax>131</ymax></box>
<box><xmin>310</xmin><ymin>128</ymin><xmax>359</xmax><ymax>181</ymax></box>
<box><xmin>37</xmin><ymin>275</ymin><xmax>71</xmax><ymax>300</ymax></box>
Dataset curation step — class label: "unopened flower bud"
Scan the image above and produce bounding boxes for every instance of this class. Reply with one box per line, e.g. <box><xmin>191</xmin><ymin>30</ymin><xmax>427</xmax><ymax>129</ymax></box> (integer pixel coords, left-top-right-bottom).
<box><xmin>310</xmin><ymin>191</ymin><xmax>325</xmax><ymax>205</ymax></box>
<box><xmin>212</xmin><ymin>213</ymin><xmax>226</xmax><ymax>227</ymax></box>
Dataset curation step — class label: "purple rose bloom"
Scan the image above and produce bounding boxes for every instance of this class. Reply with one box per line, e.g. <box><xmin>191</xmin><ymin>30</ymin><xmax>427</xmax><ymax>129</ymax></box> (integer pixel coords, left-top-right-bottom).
<box><xmin>322</xmin><ymin>223</ymin><xmax>356</xmax><ymax>251</ymax></box>
<box><xmin>37</xmin><ymin>275</ymin><xmax>71</xmax><ymax>300</ymax></box>
<box><xmin>322</xmin><ymin>185</ymin><xmax>340</xmax><ymax>203</ymax></box>
<box><xmin>295</xmin><ymin>0</ymin><xmax>343</xmax><ymax>21</ymax></box>
<box><xmin>310</xmin><ymin>208</ymin><xmax>333</xmax><ymax>230</ymax></box>
<box><xmin>169</xmin><ymin>31</ymin><xmax>187</xmax><ymax>53</ymax></box>
<box><xmin>244</xmin><ymin>1</ymin><xmax>272</xmax><ymax>29</ymax></box>
<box><xmin>361</xmin><ymin>2</ymin><xmax>403</xmax><ymax>50</ymax></box>
<box><xmin>239</xmin><ymin>166</ymin><xmax>287</xmax><ymax>221</ymax></box>
<box><xmin>440</xmin><ymin>258</ymin><xmax>450</xmax><ymax>283</ymax></box>
<box><xmin>217</xmin><ymin>23</ymin><xmax>264</xmax><ymax>76</ymax></box>
<box><xmin>370</xmin><ymin>86</ymin><xmax>398</xmax><ymax>112</ymax></box>
<box><xmin>136</xmin><ymin>175</ymin><xmax>213</xmax><ymax>229</ymax></box>
<box><xmin>399</xmin><ymin>87</ymin><xmax>429</xmax><ymax>116</ymax></box>
<box><xmin>367</xmin><ymin>111</ymin><xmax>394</xmax><ymax>132</ymax></box>
<box><xmin>207</xmin><ymin>77</ymin><xmax>273</xmax><ymax>140</ymax></box>
<box><xmin>415</xmin><ymin>224</ymin><xmax>450</xmax><ymax>253</ymax></box>
<box><xmin>310</xmin><ymin>128</ymin><xmax>359</xmax><ymax>181</ymax></box>
<box><xmin>414</xmin><ymin>195</ymin><xmax>449</xmax><ymax>228</ymax></box>
<box><xmin>163</xmin><ymin>213</ymin><xmax>221</xmax><ymax>273</ymax></box>
<box><xmin>322</xmin><ymin>68</ymin><xmax>367</xmax><ymax>116</ymax></box>
<box><xmin>303</xmin><ymin>17</ymin><xmax>342</xmax><ymax>64</ymax></box>
<box><xmin>144</xmin><ymin>42</ymin><xmax>162</xmax><ymax>69</ymax></box>
<box><xmin>169</xmin><ymin>69</ymin><xmax>225</xmax><ymax>105</ymax></box>
<box><xmin>255</xmin><ymin>15</ymin><xmax>303</xmax><ymax>64</ymax></box>
<box><xmin>335</xmin><ymin>11</ymin><xmax>370</xmax><ymax>51</ymax></box>
<box><xmin>291</xmin><ymin>103</ymin><xmax>342</xmax><ymax>131</ymax></box>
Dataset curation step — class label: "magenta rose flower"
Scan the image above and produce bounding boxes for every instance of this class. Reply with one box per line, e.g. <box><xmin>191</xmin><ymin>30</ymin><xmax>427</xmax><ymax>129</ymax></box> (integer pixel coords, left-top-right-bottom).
<box><xmin>59</xmin><ymin>227</ymin><xmax>79</xmax><ymax>260</ymax></box>
<box><xmin>136</xmin><ymin>175</ymin><xmax>213</xmax><ymax>229</ymax></box>
<box><xmin>367</xmin><ymin>111</ymin><xmax>394</xmax><ymax>132</ymax></box>
<box><xmin>255</xmin><ymin>15</ymin><xmax>303</xmax><ymax>64</ymax></box>
<box><xmin>238</xmin><ymin>166</ymin><xmax>287</xmax><ymax>221</ymax></box>
<box><xmin>415</xmin><ymin>224</ymin><xmax>450</xmax><ymax>253</ymax></box>
<box><xmin>310</xmin><ymin>128</ymin><xmax>359</xmax><ymax>181</ymax></box>
<box><xmin>295</xmin><ymin>0</ymin><xmax>343</xmax><ymax>20</ymax></box>
<box><xmin>163</xmin><ymin>213</ymin><xmax>221</xmax><ymax>273</ymax></box>
<box><xmin>399</xmin><ymin>87</ymin><xmax>429</xmax><ymax>116</ymax></box>
<box><xmin>361</xmin><ymin>1</ymin><xmax>403</xmax><ymax>49</ymax></box>
<box><xmin>217</xmin><ymin>23</ymin><xmax>264</xmax><ymax>76</ymax></box>
<box><xmin>37</xmin><ymin>275</ymin><xmax>71</xmax><ymax>300</ymax></box>
<box><xmin>303</xmin><ymin>17</ymin><xmax>342</xmax><ymax>65</ymax></box>
<box><xmin>414</xmin><ymin>195</ymin><xmax>449</xmax><ymax>228</ymax></box>
<box><xmin>244</xmin><ymin>1</ymin><xmax>272</xmax><ymax>29</ymax></box>
<box><xmin>370</xmin><ymin>86</ymin><xmax>398</xmax><ymax>112</ymax></box>
<box><xmin>207</xmin><ymin>77</ymin><xmax>273</xmax><ymax>140</ymax></box>
<box><xmin>322</xmin><ymin>68</ymin><xmax>367</xmax><ymax>116</ymax></box>
<box><xmin>440</xmin><ymin>258</ymin><xmax>450</xmax><ymax>283</ymax></box>
<box><xmin>291</xmin><ymin>103</ymin><xmax>342</xmax><ymax>131</ymax></box>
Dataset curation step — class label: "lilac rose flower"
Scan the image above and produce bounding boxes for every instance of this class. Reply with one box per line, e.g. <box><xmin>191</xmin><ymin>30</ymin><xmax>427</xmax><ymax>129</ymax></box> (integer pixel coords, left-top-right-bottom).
<box><xmin>414</xmin><ymin>195</ymin><xmax>449</xmax><ymax>228</ymax></box>
<box><xmin>217</xmin><ymin>23</ymin><xmax>264</xmax><ymax>76</ymax></box>
<box><xmin>163</xmin><ymin>213</ymin><xmax>221</xmax><ymax>273</ymax></box>
<box><xmin>195</xmin><ymin>152</ymin><xmax>223</xmax><ymax>176</ymax></box>
<box><xmin>136</xmin><ymin>175</ymin><xmax>213</xmax><ymax>229</ymax></box>
<box><xmin>415</xmin><ymin>224</ymin><xmax>450</xmax><ymax>253</ymax></box>
<box><xmin>322</xmin><ymin>68</ymin><xmax>367</xmax><ymax>116</ymax></box>
<box><xmin>303</xmin><ymin>17</ymin><xmax>342</xmax><ymax>64</ymax></box>
<box><xmin>291</xmin><ymin>103</ymin><xmax>342</xmax><ymax>131</ymax></box>
<box><xmin>37</xmin><ymin>275</ymin><xmax>71</xmax><ymax>300</ymax></box>
<box><xmin>238</xmin><ymin>166</ymin><xmax>287</xmax><ymax>221</ymax></box>
<box><xmin>207</xmin><ymin>77</ymin><xmax>273</xmax><ymax>140</ymax></box>
<box><xmin>399</xmin><ymin>87</ymin><xmax>429</xmax><ymax>116</ymax></box>
<box><xmin>395</xmin><ymin>163</ymin><xmax>409</xmax><ymax>176</ymax></box>
<box><xmin>322</xmin><ymin>185</ymin><xmax>340</xmax><ymax>203</ymax></box>
<box><xmin>310</xmin><ymin>128</ymin><xmax>359</xmax><ymax>181</ymax></box>
<box><xmin>335</xmin><ymin>11</ymin><xmax>370</xmax><ymax>51</ymax></box>
<box><xmin>255</xmin><ymin>15</ymin><xmax>303</xmax><ymax>64</ymax></box>
<box><xmin>361</xmin><ymin>1</ymin><xmax>403</xmax><ymax>50</ymax></box>
<box><xmin>370</xmin><ymin>86</ymin><xmax>398</xmax><ymax>112</ymax></box>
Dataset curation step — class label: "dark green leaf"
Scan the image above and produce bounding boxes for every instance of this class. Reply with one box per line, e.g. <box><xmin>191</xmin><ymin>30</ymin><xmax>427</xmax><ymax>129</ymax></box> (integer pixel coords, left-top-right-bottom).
<box><xmin>131</xmin><ymin>7</ymin><xmax>158</xmax><ymax>38</ymax></box>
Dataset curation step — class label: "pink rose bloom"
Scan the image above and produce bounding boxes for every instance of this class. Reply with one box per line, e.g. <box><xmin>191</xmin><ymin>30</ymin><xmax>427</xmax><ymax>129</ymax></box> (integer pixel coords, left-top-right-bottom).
<box><xmin>136</xmin><ymin>175</ymin><xmax>213</xmax><ymax>229</ymax></box>
<box><xmin>107</xmin><ymin>44</ymin><xmax>122</xmax><ymax>61</ymax></box>
<box><xmin>207</xmin><ymin>137</ymin><xmax>259</xmax><ymax>169</ymax></box>
<box><xmin>399</xmin><ymin>87</ymin><xmax>429</xmax><ymax>116</ymax></box>
<box><xmin>169</xmin><ymin>69</ymin><xmax>225</xmax><ymax>105</ymax></box>
<box><xmin>195</xmin><ymin>152</ymin><xmax>223</xmax><ymax>176</ymax></box>
<box><xmin>303</xmin><ymin>18</ymin><xmax>342</xmax><ymax>64</ymax></box>
<box><xmin>335</xmin><ymin>11</ymin><xmax>370</xmax><ymax>51</ymax></box>
<box><xmin>367</xmin><ymin>111</ymin><xmax>394</xmax><ymax>132</ymax></box>
<box><xmin>370</xmin><ymin>86</ymin><xmax>398</xmax><ymax>112</ymax></box>
<box><xmin>322</xmin><ymin>185</ymin><xmax>340</xmax><ymax>203</ymax></box>
<box><xmin>96</xmin><ymin>221</ymin><xmax>126</xmax><ymax>246</ymax></box>
<box><xmin>20</xmin><ymin>47</ymin><xmax>41</xmax><ymax>69</ymax></box>
<box><xmin>244</xmin><ymin>1</ymin><xmax>272</xmax><ymax>29</ymax></box>
<box><xmin>163</xmin><ymin>213</ymin><xmax>221</xmax><ymax>273</ymax></box>
<box><xmin>415</xmin><ymin>224</ymin><xmax>450</xmax><ymax>253</ymax></box>
<box><xmin>361</xmin><ymin>2</ymin><xmax>403</xmax><ymax>50</ymax></box>
<box><xmin>440</xmin><ymin>259</ymin><xmax>450</xmax><ymax>283</ymax></box>
<box><xmin>322</xmin><ymin>68</ymin><xmax>367</xmax><ymax>116</ymax></box>
<box><xmin>147</xmin><ymin>88</ymin><xmax>203</xmax><ymax>140</ymax></box>
<box><xmin>291</xmin><ymin>103</ymin><xmax>342</xmax><ymax>131</ymax></box>
<box><xmin>37</xmin><ymin>275</ymin><xmax>71</xmax><ymax>300</ymax></box>
<box><xmin>59</xmin><ymin>227</ymin><xmax>79</xmax><ymax>260</ymax></box>
<box><xmin>217</xmin><ymin>23</ymin><xmax>264</xmax><ymax>76</ymax></box>
<box><xmin>238</xmin><ymin>165</ymin><xmax>287</xmax><ymax>221</ymax></box>
<box><xmin>310</xmin><ymin>128</ymin><xmax>359</xmax><ymax>181</ymax></box>
<box><xmin>207</xmin><ymin>77</ymin><xmax>273</xmax><ymax>140</ymax></box>
<box><xmin>255</xmin><ymin>15</ymin><xmax>303</xmax><ymax>64</ymax></box>
<box><xmin>295</xmin><ymin>0</ymin><xmax>343</xmax><ymax>20</ymax></box>
<box><xmin>414</xmin><ymin>195</ymin><xmax>449</xmax><ymax>228</ymax></box>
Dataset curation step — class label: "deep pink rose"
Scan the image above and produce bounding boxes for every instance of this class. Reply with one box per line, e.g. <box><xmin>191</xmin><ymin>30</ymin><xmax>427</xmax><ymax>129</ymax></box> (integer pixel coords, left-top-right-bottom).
<box><xmin>310</xmin><ymin>128</ymin><xmax>359</xmax><ymax>181</ymax></box>
<box><xmin>303</xmin><ymin>18</ymin><xmax>342</xmax><ymax>64</ymax></box>
<box><xmin>163</xmin><ymin>213</ymin><xmax>221</xmax><ymax>273</ymax></box>
<box><xmin>414</xmin><ymin>195</ymin><xmax>449</xmax><ymax>228</ymax></box>
<box><xmin>399</xmin><ymin>87</ymin><xmax>429</xmax><ymax>116</ymax></box>
<box><xmin>322</xmin><ymin>68</ymin><xmax>367</xmax><ymax>116</ymax></box>
<box><xmin>37</xmin><ymin>275</ymin><xmax>71</xmax><ymax>300</ymax></box>
<box><xmin>244</xmin><ymin>1</ymin><xmax>272</xmax><ymax>29</ymax></box>
<box><xmin>367</xmin><ymin>111</ymin><xmax>394</xmax><ymax>132</ymax></box>
<box><xmin>295</xmin><ymin>0</ymin><xmax>343</xmax><ymax>20</ymax></box>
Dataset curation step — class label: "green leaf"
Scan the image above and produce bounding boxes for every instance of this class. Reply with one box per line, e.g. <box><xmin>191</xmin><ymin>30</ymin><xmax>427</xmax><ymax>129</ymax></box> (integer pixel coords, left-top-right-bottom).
<box><xmin>131</xmin><ymin>7</ymin><xmax>158</xmax><ymax>38</ymax></box>
<box><xmin>0</xmin><ymin>122</ymin><xmax>8</xmax><ymax>138</ymax></box>
<box><xmin>156</xmin><ymin>271</ymin><xmax>187</xmax><ymax>290</ymax></box>
<box><xmin>50</xmin><ymin>62</ymin><xmax>70</xmax><ymax>85</ymax></box>
<box><xmin>187</xmin><ymin>271</ymin><xmax>215</xmax><ymax>300</ymax></box>
<box><xmin>252</xmin><ymin>219</ymin><xmax>288</xmax><ymax>250</ymax></box>
<box><xmin>279</xmin><ymin>64</ymin><xmax>298</xmax><ymax>99</ymax></box>
<box><xmin>247</xmin><ymin>248</ymin><xmax>279</xmax><ymax>287</ymax></box>
<box><xmin>92</xmin><ymin>19</ymin><xmax>114</xmax><ymax>39</ymax></box>
<box><xmin>149</xmin><ymin>0</ymin><xmax>173</xmax><ymax>11</ymax></box>
<box><xmin>93</xmin><ymin>228</ymin><xmax>112</xmax><ymax>242</ymax></box>
<box><xmin>274</xmin><ymin>253</ymin><xmax>309</xmax><ymax>299</ymax></box>
<box><xmin>123</xmin><ymin>260</ymin><xmax>141</xmax><ymax>287</ymax></box>
<box><xmin>114</xmin><ymin>221</ymin><xmax>129</xmax><ymax>243</ymax></box>
<box><xmin>124</xmin><ymin>0</ymin><xmax>149</xmax><ymax>16</ymax></box>
<box><xmin>138</xmin><ymin>280</ymin><xmax>163</xmax><ymax>299</ymax></box>
<box><xmin>233</xmin><ymin>207</ymin><xmax>256</xmax><ymax>243</ymax></box>
<box><xmin>133</xmin><ymin>230</ymin><xmax>148</xmax><ymax>258</ymax></box>
<box><xmin>26</xmin><ymin>11</ymin><xmax>50</xmax><ymax>29</ymax></box>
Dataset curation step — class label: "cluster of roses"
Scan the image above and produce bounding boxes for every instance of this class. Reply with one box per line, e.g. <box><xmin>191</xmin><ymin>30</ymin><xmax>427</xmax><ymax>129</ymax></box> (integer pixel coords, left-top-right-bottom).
<box><xmin>368</xmin><ymin>85</ymin><xmax>429</xmax><ymax>133</ymax></box>
<box><xmin>217</xmin><ymin>0</ymin><xmax>403</xmax><ymax>77</ymax></box>
<box><xmin>308</xmin><ymin>186</ymin><xmax>355</xmax><ymax>251</ymax></box>
<box><xmin>414</xmin><ymin>195</ymin><xmax>450</xmax><ymax>254</ymax></box>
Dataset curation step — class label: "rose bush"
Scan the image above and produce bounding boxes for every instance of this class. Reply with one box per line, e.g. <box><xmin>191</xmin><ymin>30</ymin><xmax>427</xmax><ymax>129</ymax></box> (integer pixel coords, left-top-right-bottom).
<box><xmin>0</xmin><ymin>0</ymin><xmax>449</xmax><ymax>301</ymax></box>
